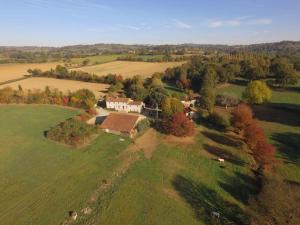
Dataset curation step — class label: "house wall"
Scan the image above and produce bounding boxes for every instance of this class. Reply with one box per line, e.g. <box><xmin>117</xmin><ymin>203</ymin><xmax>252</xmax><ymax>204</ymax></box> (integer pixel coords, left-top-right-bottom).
<box><xmin>106</xmin><ymin>101</ymin><xmax>143</xmax><ymax>113</ymax></box>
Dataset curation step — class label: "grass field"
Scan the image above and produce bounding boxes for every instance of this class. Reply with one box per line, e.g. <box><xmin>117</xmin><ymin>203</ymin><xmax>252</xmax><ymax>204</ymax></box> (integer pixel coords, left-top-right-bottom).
<box><xmin>0</xmin><ymin>77</ymin><xmax>109</xmax><ymax>98</ymax></box>
<box><xmin>217</xmin><ymin>82</ymin><xmax>300</xmax><ymax>111</ymax></box>
<box><xmin>0</xmin><ymin>62</ymin><xmax>61</xmax><ymax>83</ymax></box>
<box><xmin>217</xmin><ymin>81</ymin><xmax>300</xmax><ymax>183</ymax></box>
<box><xmin>70</xmin><ymin>54</ymin><xmax>123</xmax><ymax>65</ymax></box>
<box><xmin>0</xmin><ymin>105</ymin><xmax>256</xmax><ymax>225</ymax></box>
<box><xmin>76</xmin><ymin>127</ymin><xmax>255</xmax><ymax>225</ymax></box>
<box><xmin>0</xmin><ymin>105</ymin><xmax>131</xmax><ymax>225</ymax></box>
<box><xmin>74</xmin><ymin>61</ymin><xmax>184</xmax><ymax>78</ymax></box>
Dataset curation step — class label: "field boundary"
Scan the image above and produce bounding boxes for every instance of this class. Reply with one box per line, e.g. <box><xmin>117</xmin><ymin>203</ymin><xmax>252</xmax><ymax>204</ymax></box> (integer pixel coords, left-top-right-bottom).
<box><xmin>0</xmin><ymin>75</ymin><xmax>31</xmax><ymax>86</ymax></box>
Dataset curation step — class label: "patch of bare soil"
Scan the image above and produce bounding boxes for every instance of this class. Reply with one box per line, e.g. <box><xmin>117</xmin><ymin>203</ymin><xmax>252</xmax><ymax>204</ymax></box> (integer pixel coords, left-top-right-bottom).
<box><xmin>121</xmin><ymin>128</ymin><xmax>159</xmax><ymax>159</ymax></box>
<box><xmin>163</xmin><ymin>128</ymin><xmax>201</xmax><ymax>147</ymax></box>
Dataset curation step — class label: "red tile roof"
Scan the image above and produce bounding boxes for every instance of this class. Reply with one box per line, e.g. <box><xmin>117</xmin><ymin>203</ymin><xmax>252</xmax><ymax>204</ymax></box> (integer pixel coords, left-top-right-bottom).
<box><xmin>100</xmin><ymin>113</ymin><xmax>140</xmax><ymax>133</ymax></box>
<box><xmin>106</xmin><ymin>97</ymin><xmax>130</xmax><ymax>103</ymax></box>
<box><xmin>128</xmin><ymin>101</ymin><xmax>143</xmax><ymax>105</ymax></box>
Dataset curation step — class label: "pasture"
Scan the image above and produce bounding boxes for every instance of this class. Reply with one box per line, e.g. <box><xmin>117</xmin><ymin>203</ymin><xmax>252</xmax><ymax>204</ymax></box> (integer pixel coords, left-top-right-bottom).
<box><xmin>0</xmin><ymin>105</ymin><xmax>256</xmax><ymax>225</ymax></box>
<box><xmin>0</xmin><ymin>105</ymin><xmax>130</xmax><ymax>225</ymax></box>
<box><xmin>75</xmin><ymin>128</ymin><xmax>255</xmax><ymax>225</ymax></box>
<box><xmin>74</xmin><ymin>61</ymin><xmax>184</xmax><ymax>78</ymax></box>
<box><xmin>0</xmin><ymin>62</ymin><xmax>60</xmax><ymax>83</ymax></box>
<box><xmin>0</xmin><ymin>77</ymin><xmax>109</xmax><ymax>98</ymax></box>
<box><xmin>217</xmin><ymin>82</ymin><xmax>300</xmax><ymax>183</ymax></box>
<box><xmin>70</xmin><ymin>54</ymin><xmax>123</xmax><ymax>66</ymax></box>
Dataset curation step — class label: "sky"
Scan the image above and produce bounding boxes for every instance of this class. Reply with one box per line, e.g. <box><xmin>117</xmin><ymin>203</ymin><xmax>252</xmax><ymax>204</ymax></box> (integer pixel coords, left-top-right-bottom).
<box><xmin>0</xmin><ymin>0</ymin><xmax>299</xmax><ymax>46</ymax></box>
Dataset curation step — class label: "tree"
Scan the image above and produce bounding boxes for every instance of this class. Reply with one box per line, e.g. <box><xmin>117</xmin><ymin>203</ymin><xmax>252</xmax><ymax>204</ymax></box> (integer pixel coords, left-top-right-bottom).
<box><xmin>270</xmin><ymin>57</ymin><xmax>298</xmax><ymax>87</ymax></box>
<box><xmin>240</xmin><ymin>57</ymin><xmax>270</xmax><ymax>80</ymax></box>
<box><xmin>163</xmin><ymin>112</ymin><xmax>194</xmax><ymax>137</ymax></box>
<box><xmin>161</xmin><ymin>97</ymin><xmax>184</xmax><ymax>117</ymax></box>
<box><xmin>82</xmin><ymin>59</ymin><xmax>91</xmax><ymax>66</ymax></box>
<box><xmin>249</xmin><ymin>176</ymin><xmax>300</xmax><ymax>225</ymax></box>
<box><xmin>145</xmin><ymin>86</ymin><xmax>168</xmax><ymax>108</ymax></box>
<box><xmin>244</xmin><ymin>120</ymin><xmax>266</xmax><ymax>150</ymax></box>
<box><xmin>252</xmin><ymin>140</ymin><xmax>276</xmax><ymax>168</ymax></box>
<box><xmin>199</xmin><ymin>66</ymin><xmax>217</xmax><ymax>113</ymax></box>
<box><xmin>231</xmin><ymin>103</ymin><xmax>253</xmax><ymax>133</ymax></box>
<box><xmin>243</xmin><ymin>80</ymin><xmax>272</xmax><ymax>104</ymax></box>
<box><xmin>71</xmin><ymin>89</ymin><xmax>96</xmax><ymax>109</ymax></box>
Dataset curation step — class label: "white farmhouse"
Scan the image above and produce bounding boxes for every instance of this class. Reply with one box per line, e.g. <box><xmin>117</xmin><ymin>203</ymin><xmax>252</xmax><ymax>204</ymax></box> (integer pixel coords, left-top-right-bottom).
<box><xmin>106</xmin><ymin>97</ymin><xmax>145</xmax><ymax>113</ymax></box>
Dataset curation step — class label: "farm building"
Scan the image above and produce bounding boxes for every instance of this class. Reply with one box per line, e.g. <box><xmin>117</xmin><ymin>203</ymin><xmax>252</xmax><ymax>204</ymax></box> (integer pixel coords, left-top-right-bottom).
<box><xmin>106</xmin><ymin>97</ymin><xmax>144</xmax><ymax>113</ymax></box>
<box><xmin>100</xmin><ymin>113</ymin><xmax>144</xmax><ymax>138</ymax></box>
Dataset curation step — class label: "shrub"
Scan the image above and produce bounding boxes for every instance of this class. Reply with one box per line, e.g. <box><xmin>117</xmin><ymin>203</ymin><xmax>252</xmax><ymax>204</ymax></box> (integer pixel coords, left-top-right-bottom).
<box><xmin>163</xmin><ymin>112</ymin><xmax>194</xmax><ymax>137</ymax></box>
<box><xmin>243</xmin><ymin>80</ymin><xmax>272</xmax><ymax>104</ymax></box>
<box><xmin>137</xmin><ymin>119</ymin><xmax>150</xmax><ymax>133</ymax></box>
<box><xmin>207</xmin><ymin>112</ymin><xmax>230</xmax><ymax>129</ymax></box>
<box><xmin>47</xmin><ymin>118</ymin><xmax>98</xmax><ymax>147</ymax></box>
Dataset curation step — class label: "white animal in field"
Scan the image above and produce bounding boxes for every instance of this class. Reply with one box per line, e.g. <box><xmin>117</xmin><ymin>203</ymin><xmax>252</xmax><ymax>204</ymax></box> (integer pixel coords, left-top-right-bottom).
<box><xmin>211</xmin><ymin>211</ymin><xmax>220</xmax><ymax>219</ymax></box>
<box><xmin>218</xmin><ymin>158</ymin><xmax>225</xmax><ymax>163</ymax></box>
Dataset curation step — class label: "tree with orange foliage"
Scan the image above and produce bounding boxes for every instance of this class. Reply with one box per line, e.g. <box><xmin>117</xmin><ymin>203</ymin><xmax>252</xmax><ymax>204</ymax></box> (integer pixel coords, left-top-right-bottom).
<box><xmin>231</xmin><ymin>103</ymin><xmax>253</xmax><ymax>133</ymax></box>
<box><xmin>244</xmin><ymin>120</ymin><xmax>266</xmax><ymax>150</ymax></box>
<box><xmin>252</xmin><ymin>140</ymin><xmax>276</xmax><ymax>168</ymax></box>
<box><xmin>164</xmin><ymin>112</ymin><xmax>194</xmax><ymax>137</ymax></box>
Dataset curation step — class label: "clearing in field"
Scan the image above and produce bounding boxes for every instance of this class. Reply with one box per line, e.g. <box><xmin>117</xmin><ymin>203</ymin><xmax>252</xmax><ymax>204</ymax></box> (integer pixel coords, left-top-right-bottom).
<box><xmin>74</xmin><ymin>61</ymin><xmax>184</xmax><ymax>78</ymax></box>
<box><xmin>0</xmin><ymin>62</ymin><xmax>60</xmax><ymax>83</ymax></box>
<box><xmin>0</xmin><ymin>77</ymin><xmax>109</xmax><ymax>98</ymax></box>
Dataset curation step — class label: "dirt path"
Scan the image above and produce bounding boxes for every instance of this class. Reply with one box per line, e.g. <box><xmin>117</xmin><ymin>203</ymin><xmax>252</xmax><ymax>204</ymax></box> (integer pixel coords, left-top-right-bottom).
<box><xmin>122</xmin><ymin>128</ymin><xmax>159</xmax><ymax>159</ymax></box>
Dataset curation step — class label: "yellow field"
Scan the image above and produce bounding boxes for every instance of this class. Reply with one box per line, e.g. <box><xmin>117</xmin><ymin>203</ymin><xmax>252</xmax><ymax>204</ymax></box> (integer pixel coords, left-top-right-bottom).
<box><xmin>0</xmin><ymin>77</ymin><xmax>109</xmax><ymax>98</ymax></box>
<box><xmin>0</xmin><ymin>62</ymin><xmax>60</xmax><ymax>83</ymax></box>
<box><xmin>74</xmin><ymin>61</ymin><xmax>184</xmax><ymax>78</ymax></box>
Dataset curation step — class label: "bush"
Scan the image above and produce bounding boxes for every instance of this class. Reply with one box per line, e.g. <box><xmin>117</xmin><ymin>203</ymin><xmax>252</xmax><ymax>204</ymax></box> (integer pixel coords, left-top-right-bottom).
<box><xmin>207</xmin><ymin>112</ymin><xmax>230</xmax><ymax>129</ymax></box>
<box><xmin>137</xmin><ymin>119</ymin><xmax>150</xmax><ymax>133</ymax></box>
<box><xmin>47</xmin><ymin>118</ymin><xmax>98</xmax><ymax>147</ymax></box>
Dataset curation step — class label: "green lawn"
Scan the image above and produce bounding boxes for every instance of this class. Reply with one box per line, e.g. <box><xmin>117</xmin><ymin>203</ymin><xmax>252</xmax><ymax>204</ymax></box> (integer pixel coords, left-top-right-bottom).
<box><xmin>70</xmin><ymin>54</ymin><xmax>123</xmax><ymax>65</ymax></box>
<box><xmin>217</xmin><ymin>82</ymin><xmax>300</xmax><ymax>111</ymax></box>
<box><xmin>0</xmin><ymin>105</ymin><xmax>130</xmax><ymax>225</ymax></box>
<box><xmin>217</xmin><ymin>81</ymin><xmax>300</xmax><ymax>183</ymax></box>
<box><xmin>1</xmin><ymin>104</ymin><xmax>298</xmax><ymax>225</ymax></box>
<box><xmin>75</xmin><ymin>129</ymin><xmax>255</xmax><ymax>225</ymax></box>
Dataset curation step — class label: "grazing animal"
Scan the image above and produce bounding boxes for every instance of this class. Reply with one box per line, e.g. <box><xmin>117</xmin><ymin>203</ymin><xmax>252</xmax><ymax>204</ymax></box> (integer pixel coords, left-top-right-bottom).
<box><xmin>218</xmin><ymin>158</ymin><xmax>225</xmax><ymax>163</ymax></box>
<box><xmin>211</xmin><ymin>211</ymin><xmax>220</xmax><ymax>219</ymax></box>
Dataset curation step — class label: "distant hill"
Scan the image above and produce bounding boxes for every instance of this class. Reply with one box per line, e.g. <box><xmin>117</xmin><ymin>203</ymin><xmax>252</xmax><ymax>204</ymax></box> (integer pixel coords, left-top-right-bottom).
<box><xmin>0</xmin><ymin>41</ymin><xmax>299</xmax><ymax>63</ymax></box>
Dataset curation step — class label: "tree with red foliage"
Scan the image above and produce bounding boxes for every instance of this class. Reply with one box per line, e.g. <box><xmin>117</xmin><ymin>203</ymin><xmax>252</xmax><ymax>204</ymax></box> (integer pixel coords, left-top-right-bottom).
<box><xmin>164</xmin><ymin>112</ymin><xmax>194</xmax><ymax>137</ymax></box>
<box><xmin>244</xmin><ymin>120</ymin><xmax>266</xmax><ymax>150</ymax></box>
<box><xmin>252</xmin><ymin>140</ymin><xmax>276</xmax><ymax>168</ymax></box>
<box><xmin>231</xmin><ymin>103</ymin><xmax>253</xmax><ymax>134</ymax></box>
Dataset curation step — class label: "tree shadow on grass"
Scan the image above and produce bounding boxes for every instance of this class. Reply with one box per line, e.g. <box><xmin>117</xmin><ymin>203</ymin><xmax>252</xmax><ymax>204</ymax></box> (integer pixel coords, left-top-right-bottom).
<box><xmin>271</xmin><ymin>132</ymin><xmax>300</xmax><ymax>165</ymax></box>
<box><xmin>202</xmin><ymin>131</ymin><xmax>243</xmax><ymax>148</ymax></box>
<box><xmin>172</xmin><ymin>175</ymin><xmax>249</xmax><ymax>225</ymax></box>
<box><xmin>203</xmin><ymin>144</ymin><xmax>245</xmax><ymax>166</ymax></box>
<box><xmin>252</xmin><ymin>104</ymin><xmax>300</xmax><ymax>127</ymax></box>
<box><xmin>219</xmin><ymin>172</ymin><xmax>259</xmax><ymax>205</ymax></box>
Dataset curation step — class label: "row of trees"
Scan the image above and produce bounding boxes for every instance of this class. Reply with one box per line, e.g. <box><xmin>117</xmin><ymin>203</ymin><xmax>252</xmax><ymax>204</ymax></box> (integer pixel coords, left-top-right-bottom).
<box><xmin>0</xmin><ymin>86</ymin><xmax>96</xmax><ymax>110</ymax></box>
<box><xmin>230</xmin><ymin>104</ymin><xmax>300</xmax><ymax>225</ymax></box>
<box><xmin>28</xmin><ymin>65</ymin><xmax>123</xmax><ymax>85</ymax></box>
